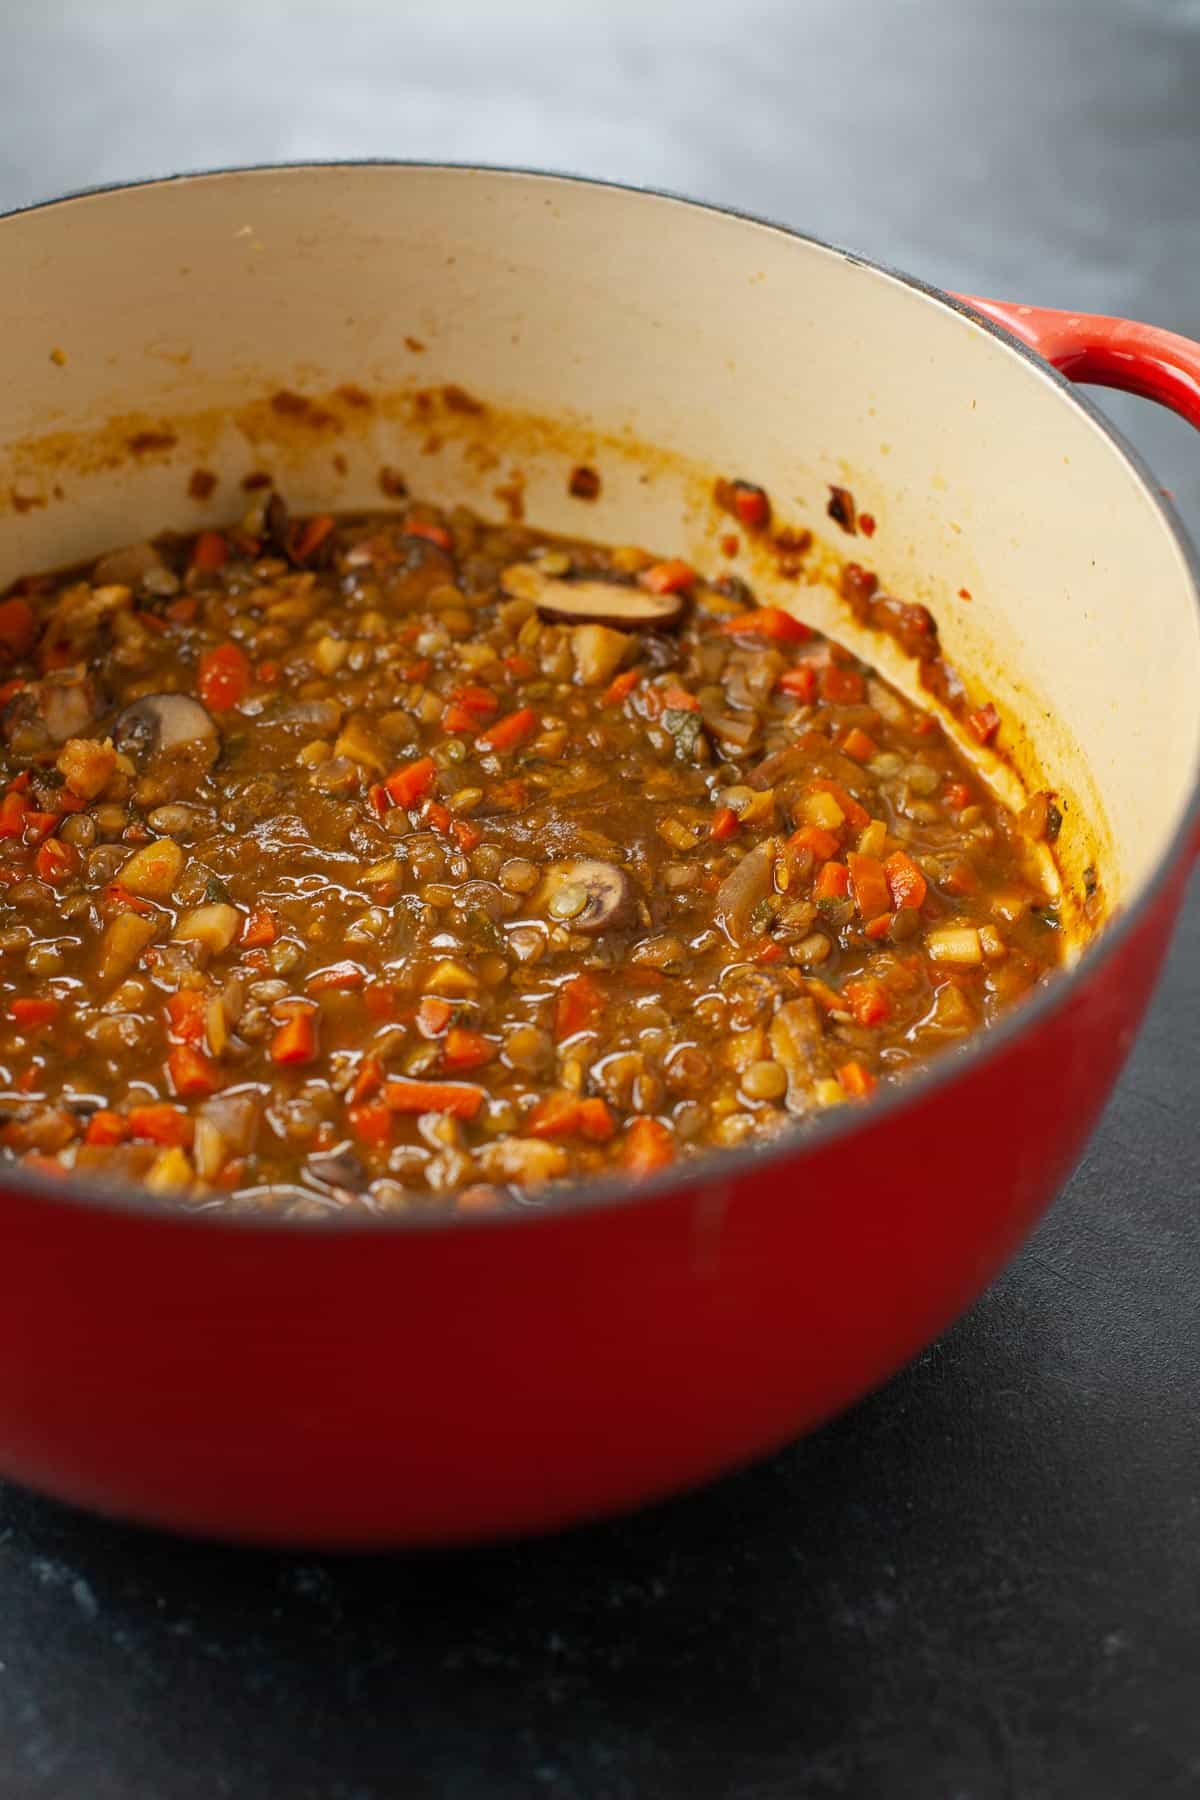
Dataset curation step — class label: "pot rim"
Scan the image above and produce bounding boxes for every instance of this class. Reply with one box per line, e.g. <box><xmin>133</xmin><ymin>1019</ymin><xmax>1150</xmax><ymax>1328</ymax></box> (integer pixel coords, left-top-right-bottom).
<box><xmin>0</xmin><ymin>158</ymin><xmax>1196</xmax><ymax>1237</ymax></box>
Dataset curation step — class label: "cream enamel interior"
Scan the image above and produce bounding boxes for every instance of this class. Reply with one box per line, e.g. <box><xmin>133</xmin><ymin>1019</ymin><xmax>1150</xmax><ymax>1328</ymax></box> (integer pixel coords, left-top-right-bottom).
<box><xmin>0</xmin><ymin>165</ymin><xmax>1197</xmax><ymax>921</ymax></box>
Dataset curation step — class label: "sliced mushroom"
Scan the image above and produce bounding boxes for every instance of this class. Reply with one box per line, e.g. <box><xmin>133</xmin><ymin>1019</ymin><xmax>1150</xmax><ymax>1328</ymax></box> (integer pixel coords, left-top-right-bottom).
<box><xmin>91</xmin><ymin>541</ymin><xmax>171</xmax><ymax>591</ymax></box>
<box><xmin>2</xmin><ymin>675</ymin><xmax>98</xmax><ymax>756</ymax></box>
<box><xmin>768</xmin><ymin>998</ymin><xmax>827</xmax><ymax>1112</ymax></box>
<box><xmin>501</xmin><ymin>562</ymin><xmax>685</xmax><ymax>628</ymax></box>
<box><xmin>749</xmin><ymin>744</ymin><xmax>809</xmax><ymax>791</ymax></box>
<box><xmin>304</xmin><ymin>1147</ymin><xmax>369</xmax><ymax>1198</ymax></box>
<box><xmin>113</xmin><ymin>692</ymin><xmax>220</xmax><ymax>768</ymax></box>
<box><xmin>540</xmin><ymin>859</ymin><xmax>634</xmax><ymax>935</ymax></box>
<box><xmin>714</xmin><ymin>840</ymin><xmax>778</xmax><ymax>944</ymax></box>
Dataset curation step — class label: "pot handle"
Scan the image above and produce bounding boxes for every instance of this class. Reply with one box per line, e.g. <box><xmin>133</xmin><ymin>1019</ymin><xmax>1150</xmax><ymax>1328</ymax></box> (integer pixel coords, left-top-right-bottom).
<box><xmin>956</xmin><ymin>296</ymin><xmax>1200</xmax><ymax>431</ymax></box>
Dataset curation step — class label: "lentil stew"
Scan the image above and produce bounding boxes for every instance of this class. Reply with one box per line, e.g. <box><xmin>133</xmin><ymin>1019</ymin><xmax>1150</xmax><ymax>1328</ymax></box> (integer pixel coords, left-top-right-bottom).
<box><xmin>0</xmin><ymin>492</ymin><xmax>1064</xmax><ymax>1216</ymax></box>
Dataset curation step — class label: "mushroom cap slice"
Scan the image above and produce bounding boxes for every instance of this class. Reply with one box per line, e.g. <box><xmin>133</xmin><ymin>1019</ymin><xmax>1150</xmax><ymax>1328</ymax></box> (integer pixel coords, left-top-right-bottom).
<box><xmin>714</xmin><ymin>839</ymin><xmax>779</xmax><ymax>944</ymax></box>
<box><xmin>501</xmin><ymin>562</ymin><xmax>685</xmax><ymax>628</ymax></box>
<box><xmin>91</xmin><ymin>542</ymin><xmax>169</xmax><ymax>589</ymax></box>
<box><xmin>113</xmin><ymin>692</ymin><xmax>220</xmax><ymax>767</ymax></box>
<box><xmin>540</xmin><ymin>859</ymin><xmax>635</xmax><ymax>935</ymax></box>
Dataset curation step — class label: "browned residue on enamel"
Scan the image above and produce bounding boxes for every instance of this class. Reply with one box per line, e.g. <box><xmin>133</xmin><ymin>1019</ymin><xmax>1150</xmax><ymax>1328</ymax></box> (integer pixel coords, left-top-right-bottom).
<box><xmin>127</xmin><ymin>428</ymin><xmax>178</xmax><ymax>455</ymax></box>
<box><xmin>187</xmin><ymin>467</ymin><xmax>218</xmax><ymax>501</ymax></box>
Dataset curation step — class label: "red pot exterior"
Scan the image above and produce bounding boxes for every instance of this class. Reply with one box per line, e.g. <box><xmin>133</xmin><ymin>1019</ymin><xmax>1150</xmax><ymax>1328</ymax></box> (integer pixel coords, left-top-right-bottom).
<box><xmin>0</xmin><ymin>851</ymin><xmax>1187</xmax><ymax>1546</ymax></box>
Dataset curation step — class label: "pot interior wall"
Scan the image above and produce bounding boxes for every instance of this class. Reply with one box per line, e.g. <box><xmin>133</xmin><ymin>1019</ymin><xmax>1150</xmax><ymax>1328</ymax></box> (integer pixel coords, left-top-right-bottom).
<box><xmin>0</xmin><ymin>166</ymin><xmax>1195</xmax><ymax>919</ymax></box>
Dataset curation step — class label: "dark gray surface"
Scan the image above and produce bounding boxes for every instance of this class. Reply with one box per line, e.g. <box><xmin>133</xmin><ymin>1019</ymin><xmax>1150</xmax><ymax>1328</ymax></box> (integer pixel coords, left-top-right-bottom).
<box><xmin>0</xmin><ymin>3</ymin><xmax>1197</xmax><ymax>1796</ymax></box>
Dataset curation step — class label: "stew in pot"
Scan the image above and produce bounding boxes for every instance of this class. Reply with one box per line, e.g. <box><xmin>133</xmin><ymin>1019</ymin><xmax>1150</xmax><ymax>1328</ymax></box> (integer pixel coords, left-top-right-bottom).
<box><xmin>0</xmin><ymin>489</ymin><xmax>1064</xmax><ymax>1214</ymax></box>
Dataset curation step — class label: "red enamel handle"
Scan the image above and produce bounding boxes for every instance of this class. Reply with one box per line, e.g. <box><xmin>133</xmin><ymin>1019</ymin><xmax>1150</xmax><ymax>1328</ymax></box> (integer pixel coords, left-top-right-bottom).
<box><xmin>957</xmin><ymin>296</ymin><xmax>1200</xmax><ymax>430</ymax></box>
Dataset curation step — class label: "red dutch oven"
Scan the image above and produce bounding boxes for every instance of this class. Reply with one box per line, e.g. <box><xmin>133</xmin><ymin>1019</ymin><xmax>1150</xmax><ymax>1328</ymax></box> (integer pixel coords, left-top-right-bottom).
<box><xmin>0</xmin><ymin>166</ymin><xmax>1195</xmax><ymax>1545</ymax></box>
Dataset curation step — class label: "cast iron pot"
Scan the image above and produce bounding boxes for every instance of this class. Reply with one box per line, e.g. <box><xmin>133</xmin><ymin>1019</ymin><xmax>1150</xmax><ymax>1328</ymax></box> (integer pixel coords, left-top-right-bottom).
<box><xmin>0</xmin><ymin>166</ymin><xmax>1196</xmax><ymax>1545</ymax></box>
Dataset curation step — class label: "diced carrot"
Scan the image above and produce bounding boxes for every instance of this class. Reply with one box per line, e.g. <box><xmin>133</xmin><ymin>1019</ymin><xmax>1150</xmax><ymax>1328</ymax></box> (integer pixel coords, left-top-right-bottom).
<box><xmin>527</xmin><ymin>1092</ymin><xmax>582</xmax><ymax>1138</ymax></box>
<box><xmin>290</xmin><ymin>513</ymin><xmax>335</xmax><ymax>563</ymax></box>
<box><xmin>710</xmin><ymin>806</ymin><xmax>740</xmax><ymax>842</ymax></box>
<box><xmin>128</xmin><ymin>1103</ymin><xmax>193</xmax><ymax>1147</ymax></box>
<box><xmin>453</xmin><ymin>684</ymin><xmax>499</xmax><ymax>718</ymax></box>
<box><xmin>165</xmin><ymin>988</ymin><xmax>207</xmax><ymax>1043</ymax></box>
<box><xmin>477</xmin><ymin>707</ymin><xmax>537</xmax><ymax>754</ymax></box>
<box><xmin>9</xmin><ymin>996</ymin><xmax>60</xmax><ymax>1029</ymax></box>
<box><xmin>384</xmin><ymin>755</ymin><xmax>436</xmax><ymax>808</ymax></box>
<box><xmin>349</xmin><ymin>1053</ymin><xmax>384</xmax><ymax>1106</ymax></box>
<box><xmin>167</xmin><ymin>1044</ymin><xmax>221</xmax><ymax>1099</ymax></box>
<box><xmin>442</xmin><ymin>1026</ymin><xmax>494</xmax><ymax>1073</ymax></box>
<box><xmin>367</xmin><ymin>783</ymin><xmax>390</xmax><ymax>818</ymax></box>
<box><xmin>417</xmin><ymin>995</ymin><xmax>454</xmax><ymax>1037</ymax></box>
<box><xmin>84</xmin><ymin>1109</ymin><xmax>129</xmax><ymax>1147</ymax></box>
<box><xmin>789</xmin><ymin>824</ymin><xmax>839</xmax><ymax>862</ymax></box>
<box><xmin>347</xmin><ymin>1100</ymin><xmax>393</xmax><ymax>1148</ymax></box>
<box><xmin>362</xmin><ymin>984</ymin><xmax>398</xmax><ymax>1021</ymax></box>
<box><xmin>943</xmin><ymin>781</ymin><xmax>972</xmax><ymax>811</ymax></box>
<box><xmin>640</xmin><ymin>559</ymin><xmax>695</xmax><ymax>595</ymax></box>
<box><xmin>197</xmin><ymin>641</ymin><xmax>250</xmax><ymax>710</ymax></box>
<box><xmin>732</xmin><ymin>482</ymin><xmax>770</xmax><ymax>529</ymax></box>
<box><xmin>844</xmin><ymin>978</ymin><xmax>892</xmax><ymax>1027</ymax></box>
<box><xmin>966</xmin><ymin>701</ymin><xmax>1001</xmax><ymax>746</ymax></box>
<box><xmin>166</xmin><ymin>596</ymin><xmax>198</xmax><ymax>625</ymax></box>
<box><xmin>22</xmin><ymin>811</ymin><xmax>62</xmax><ymax>845</ymax></box>
<box><xmin>841</xmin><ymin>727</ymin><xmax>878</xmax><ymax>764</ymax></box>
<box><xmin>884</xmin><ymin>851</ymin><xmax>928</xmax><ymax>911</ymax></box>
<box><xmin>777</xmin><ymin>665</ymin><xmax>817</xmax><ymax>702</ymax></box>
<box><xmin>751</xmin><ymin>938</ymin><xmax>785</xmax><ymax>964</ymax></box>
<box><xmin>846</xmin><ymin>851</ymin><xmax>891</xmax><ymax>922</ymax></box>
<box><xmin>306</xmin><ymin>961</ymin><xmax>364</xmax><ymax>993</ymax></box>
<box><xmin>424</xmin><ymin>799</ymin><xmax>452</xmax><ymax>833</ymax></box>
<box><xmin>864</xmin><ymin>911</ymin><xmax>894</xmax><ymax>941</ymax></box>
<box><xmin>820</xmin><ymin>664</ymin><xmax>866</xmax><ymax>704</ymax></box>
<box><xmin>622</xmin><ymin>1116</ymin><xmax>675</xmax><ymax>1174</ymax></box>
<box><xmin>403</xmin><ymin>658</ymin><xmax>433</xmax><ymax>682</ymax></box>
<box><xmin>555</xmin><ymin>972</ymin><xmax>605</xmax><ymax>1041</ymax></box>
<box><xmin>442</xmin><ymin>703</ymin><xmax>480</xmax><ymax>734</ymax></box>
<box><xmin>240</xmin><ymin>906</ymin><xmax>278</xmax><ymax>948</ymax></box>
<box><xmin>404</xmin><ymin>518</ymin><xmax>453</xmax><ymax>550</ymax></box>
<box><xmin>450</xmin><ymin>819</ymin><xmax>483</xmax><ymax>853</ymax></box>
<box><xmin>809</xmin><ymin>779</ymin><xmax>869</xmax><ymax>831</ymax></box>
<box><xmin>34</xmin><ymin>838</ymin><xmax>78</xmax><ymax>885</ymax></box>
<box><xmin>0</xmin><ymin>597</ymin><xmax>36</xmax><ymax>658</ymax></box>
<box><xmin>602</xmin><ymin>668</ymin><xmax>641</xmax><ymax>707</ymax></box>
<box><xmin>503</xmin><ymin>652</ymin><xmax>536</xmax><ymax>680</ymax></box>
<box><xmin>814</xmin><ymin>861</ymin><xmax>850</xmax><ymax>902</ymax></box>
<box><xmin>578</xmin><ymin>1096</ymin><xmax>617</xmax><ymax>1142</ymax></box>
<box><xmin>270</xmin><ymin>1008</ymin><xmax>319</xmax><ymax>1065</ymax></box>
<box><xmin>718</xmin><ymin>607</ymin><xmax>810</xmax><ymax>642</ymax></box>
<box><xmin>0</xmin><ymin>791</ymin><xmax>25</xmax><ymax>838</ymax></box>
<box><xmin>190</xmin><ymin>531</ymin><xmax>228</xmax><ymax>571</ymax></box>
<box><xmin>661</xmin><ymin>685</ymin><xmax>700</xmax><ymax>713</ymax></box>
<box><xmin>837</xmin><ymin>1060</ymin><xmax>878</xmax><ymax>1099</ymax></box>
<box><xmin>383</xmin><ymin>1078</ymin><xmax>484</xmax><ymax>1119</ymax></box>
<box><xmin>102</xmin><ymin>883</ymin><xmax>154</xmax><ymax>916</ymax></box>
